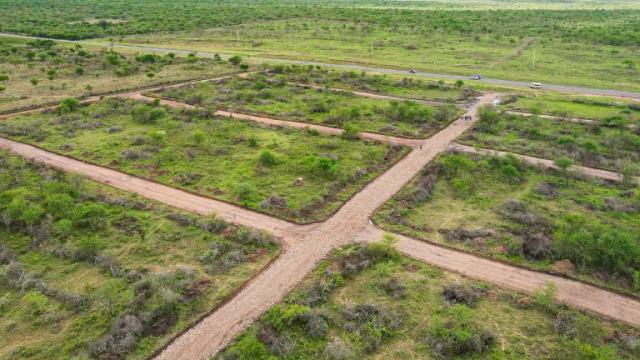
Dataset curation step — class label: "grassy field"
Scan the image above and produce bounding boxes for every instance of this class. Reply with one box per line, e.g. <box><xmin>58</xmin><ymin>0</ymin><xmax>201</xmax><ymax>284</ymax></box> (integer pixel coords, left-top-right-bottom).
<box><xmin>458</xmin><ymin>107</ymin><xmax>640</xmax><ymax>175</ymax></box>
<box><xmin>0</xmin><ymin>37</ymin><xmax>241</xmax><ymax>113</ymax></box>
<box><xmin>0</xmin><ymin>151</ymin><xmax>278</xmax><ymax>359</ymax></box>
<box><xmin>217</xmin><ymin>243</ymin><xmax>639</xmax><ymax>359</ymax></box>
<box><xmin>374</xmin><ymin>152</ymin><xmax>640</xmax><ymax>296</ymax></box>
<box><xmin>148</xmin><ymin>73</ymin><xmax>462</xmax><ymax>138</ymax></box>
<box><xmin>0</xmin><ymin>98</ymin><xmax>407</xmax><ymax>222</ymax></box>
<box><xmin>264</xmin><ymin>65</ymin><xmax>470</xmax><ymax>102</ymax></box>
<box><xmin>500</xmin><ymin>93</ymin><xmax>640</xmax><ymax>123</ymax></box>
<box><xmin>118</xmin><ymin>16</ymin><xmax>640</xmax><ymax>91</ymax></box>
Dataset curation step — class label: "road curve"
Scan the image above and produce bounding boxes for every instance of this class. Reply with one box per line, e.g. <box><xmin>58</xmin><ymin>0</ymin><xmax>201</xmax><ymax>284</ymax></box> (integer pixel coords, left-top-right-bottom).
<box><xmin>1</xmin><ymin>32</ymin><xmax>638</xmax><ymax>100</ymax></box>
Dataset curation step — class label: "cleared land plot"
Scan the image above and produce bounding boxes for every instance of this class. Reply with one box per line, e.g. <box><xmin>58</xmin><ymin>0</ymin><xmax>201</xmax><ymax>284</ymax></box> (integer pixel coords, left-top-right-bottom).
<box><xmin>458</xmin><ymin>107</ymin><xmax>640</xmax><ymax>175</ymax></box>
<box><xmin>148</xmin><ymin>74</ymin><xmax>461</xmax><ymax>139</ymax></box>
<box><xmin>119</xmin><ymin>17</ymin><xmax>640</xmax><ymax>91</ymax></box>
<box><xmin>0</xmin><ymin>151</ymin><xmax>278</xmax><ymax>359</ymax></box>
<box><xmin>217</xmin><ymin>243</ymin><xmax>640</xmax><ymax>360</ymax></box>
<box><xmin>374</xmin><ymin>152</ymin><xmax>640</xmax><ymax>296</ymax></box>
<box><xmin>0</xmin><ymin>98</ymin><xmax>407</xmax><ymax>222</ymax></box>
<box><xmin>0</xmin><ymin>37</ymin><xmax>240</xmax><ymax>113</ymax></box>
<box><xmin>501</xmin><ymin>93</ymin><xmax>640</xmax><ymax>123</ymax></box>
<box><xmin>265</xmin><ymin>65</ymin><xmax>471</xmax><ymax>102</ymax></box>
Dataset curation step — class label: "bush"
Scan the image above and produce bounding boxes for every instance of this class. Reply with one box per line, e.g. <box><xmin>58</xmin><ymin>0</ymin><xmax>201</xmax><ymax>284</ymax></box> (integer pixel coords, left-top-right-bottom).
<box><xmin>552</xmin><ymin>215</ymin><xmax>640</xmax><ymax>276</ymax></box>
<box><xmin>265</xmin><ymin>304</ymin><xmax>310</xmax><ymax>332</ymax></box>
<box><xmin>427</xmin><ymin>304</ymin><xmax>495</xmax><ymax>359</ymax></box>
<box><xmin>92</xmin><ymin>314</ymin><xmax>143</xmax><ymax>357</ymax></box>
<box><xmin>303</xmin><ymin>155</ymin><xmax>337</xmax><ymax>178</ymax></box>
<box><xmin>384</xmin><ymin>276</ymin><xmax>407</xmax><ymax>299</ymax></box>
<box><xmin>442</xmin><ymin>283</ymin><xmax>481</xmax><ymax>306</ymax></box>
<box><xmin>258</xmin><ymin>150</ymin><xmax>278</xmax><ymax>167</ymax></box>
<box><xmin>341</xmin><ymin>123</ymin><xmax>359</xmax><ymax>140</ymax></box>
<box><xmin>323</xmin><ymin>337</ymin><xmax>352</xmax><ymax>360</ymax></box>
<box><xmin>58</xmin><ymin>97</ymin><xmax>80</xmax><ymax>114</ymax></box>
<box><xmin>131</xmin><ymin>104</ymin><xmax>165</xmax><ymax>123</ymax></box>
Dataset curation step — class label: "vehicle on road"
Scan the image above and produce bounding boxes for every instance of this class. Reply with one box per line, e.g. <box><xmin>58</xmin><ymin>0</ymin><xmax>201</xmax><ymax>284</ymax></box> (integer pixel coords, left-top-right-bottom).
<box><xmin>408</xmin><ymin>68</ymin><xmax>417</xmax><ymax>73</ymax></box>
<box><xmin>529</xmin><ymin>82</ymin><xmax>542</xmax><ymax>89</ymax></box>
<box><xmin>470</xmin><ymin>74</ymin><xmax>482</xmax><ymax>80</ymax></box>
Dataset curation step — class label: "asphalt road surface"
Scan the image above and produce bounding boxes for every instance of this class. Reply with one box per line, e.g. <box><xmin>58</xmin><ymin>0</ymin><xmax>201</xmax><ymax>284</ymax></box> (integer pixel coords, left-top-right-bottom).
<box><xmin>2</xmin><ymin>32</ymin><xmax>639</xmax><ymax>100</ymax></box>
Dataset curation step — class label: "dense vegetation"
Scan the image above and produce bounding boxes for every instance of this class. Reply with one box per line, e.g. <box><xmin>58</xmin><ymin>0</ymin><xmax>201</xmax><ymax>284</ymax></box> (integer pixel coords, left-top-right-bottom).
<box><xmin>1</xmin><ymin>1</ymin><xmax>639</xmax><ymax>46</ymax></box>
<box><xmin>0</xmin><ymin>151</ymin><xmax>277</xmax><ymax>359</ymax></box>
<box><xmin>218</xmin><ymin>242</ymin><xmax>639</xmax><ymax>359</ymax></box>
<box><xmin>375</xmin><ymin>152</ymin><xmax>640</xmax><ymax>295</ymax></box>
<box><xmin>459</xmin><ymin>107</ymin><xmax>640</xmax><ymax>174</ymax></box>
<box><xmin>0</xmin><ymin>37</ymin><xmax>239</xmax><ymax>113</ymax></box>
<box><xmin>150</xmin><ymin>73</ymin><xmax>461</xmax><ymax>138</ymax></box>
<box><xmin>0</xmin><ymin>98</ymin><xmax>407</xmax><ymax>222</ymax></box>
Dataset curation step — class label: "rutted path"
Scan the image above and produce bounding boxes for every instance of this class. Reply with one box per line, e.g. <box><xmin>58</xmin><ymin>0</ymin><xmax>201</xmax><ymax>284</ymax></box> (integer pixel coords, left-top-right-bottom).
<box><xmin>505</xmin><ymin>110</ymin><xmax>638</xmax><ymax>129</ymax></box>
<box><xmin>2</xmin><ymin>92</ymin><xmax>640</xmax><ymax>360</ymax></box>
<box><xmin>119</xmin><ymin>92</ymin><xmax>424</xmax><ymax>147</ymax></box>
<box><xmin>0</xmin><ymin>138</ymin><xmax>300</xmax><ymax>241</ymax></box>
<box><xmin>450</xmin><ymin>143</ymin><xmax>639</xmax><ymax>183</ymax></box>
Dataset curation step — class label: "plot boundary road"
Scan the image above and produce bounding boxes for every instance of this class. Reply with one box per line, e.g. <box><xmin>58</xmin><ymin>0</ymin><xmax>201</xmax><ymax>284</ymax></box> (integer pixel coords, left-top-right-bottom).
<box><xmin>2</xmin><ymin>92</ymin><xmax>640</xmax><ymax>360</ymax></box>
<box><xmin>1</xmin><ymin>32</ymin><xmax>639</xmax><ymax>100</ymax></box>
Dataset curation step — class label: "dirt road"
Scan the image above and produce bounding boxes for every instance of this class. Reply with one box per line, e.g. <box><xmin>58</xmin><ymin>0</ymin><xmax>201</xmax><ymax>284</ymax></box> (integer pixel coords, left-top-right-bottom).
<box><xmin>2</xmin><ymin>92</ymin><xmax>639</xmax><ymax>360</ymax></box>
<box><xmin>124</xmin><ymin>92</ymin><xmax>423</xmax><ymax>147</ymax></box>
<box><xmin>0</xmin><ymin>138</ymin><xmax>299</xmax><ymax>240</ymax></box>
<box><xmin>450</xmin><ymin>143</ymin><xmax>639</xmax><ymax>183</ymax></box>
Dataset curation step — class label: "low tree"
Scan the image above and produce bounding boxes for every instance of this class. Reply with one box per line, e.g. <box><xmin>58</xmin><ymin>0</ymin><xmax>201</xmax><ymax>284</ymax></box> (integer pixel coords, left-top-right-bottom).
<box><xmin>58</xmin><ymin>97</ymin><xmax>80</xmax><ymax>114</ymax></box>
<box><xmin>228</xmin><ymin>55</ymin><xmax>242</xmax><ymax>66</ymax></box>
<box><xmin>455</xmin><ymin>79</ymin><xmax>464</xmax><ymax>89</ymax></box>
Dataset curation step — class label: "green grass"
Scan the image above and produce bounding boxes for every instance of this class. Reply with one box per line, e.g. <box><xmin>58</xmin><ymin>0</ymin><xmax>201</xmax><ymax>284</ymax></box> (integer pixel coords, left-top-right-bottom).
<box><xmin>266</xmin><ymin>65</ymin><xmax>469</xmax><ymax>102</ymax></box>
<box><xmin>458</xmin><ymin>107</ymin><xmax>640</xmax><ymax>174</ymax></box>
<box><xmin>0</xmin><ymin>151</ymin><xmax>278</xmax><ymax>359</ymax></box>
<box><xmin>149</xmin><ymin>73</ymin><xmax>462</xmax><ymax>138</ymax></box>
<box><xmin>374</xmin><ymin>152</ymin><xmax>640</xmax><ymax>296</ymax></box>
<box><xmin>501</xmin><ymin>93</ymin><xmax>640</xmax><ymax>123</ymax></box>
<box><xmin>119</xmin><ymin>17</ymin><xmax>640</xmax><ymax>91</ymax></box>
<box><xmin>0</xmin><ymin>98</ymin><xmax>408</xmax><ymax>222</ymax></box>
<box><xmin>217</xmin><ymin>243</ymin><xmax>639</xmax><ymax>359</ymax></box>
<box><xmin>0</xmin><ymin>37</ymin><xmax>242</xmax><ymax>113</ymax></box>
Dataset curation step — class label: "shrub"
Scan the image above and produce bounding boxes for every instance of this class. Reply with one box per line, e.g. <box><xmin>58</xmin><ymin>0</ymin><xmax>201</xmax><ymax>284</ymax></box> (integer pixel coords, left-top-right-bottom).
<box><xmin>303</xmin><ymin>155</ymin><xmax>337</xmax><ymax>178</ymax></box>
<box><xmin>552</xmin><ymin>215</ymin><xmax>640</xmax><ymax>276</ymax></box>
<box><xmin>92</xmin><ymin>314</ymin><xmax>143</xmax><ymax>357</ymax></box>
<box><xmin>265</xmin><ymin>304</ymin><xmax>310</xmax><ymax>332</ymax></box>
<box><xmin>341</xmin><ymin>303</ymin><xmax>403</xmax><ymax>353</ymax></box>
<box><xmin>228</xmin><ymin>55</ymin><xmax>242</xmax><ymax>66</ymax></box>
<box><xmin>323</xmin><ymin>337</ymin><xmax>352</xmax><ymax>360</ymax></box>
<box><xmin>58</xmin><ymin>97</ymin><xmax>80</xmax><ymax>114</ymax></box>
<box><xmin>427</xmin><ymin>304</ymin><xmax>495</xmax><ymax>359</ymax></box>
<box><xmin>341</xmin><ymin>123</ymin><xmax>359</xmax><ymax>140</ymax></box>
<box><xmin>131</xmin><ymin>104</ymin><xmax>165</xmax><ymax>123</ymax></box>
<box><xmin>258</xmin><ymin>150</ymin><xmax>278</xmax><ymax>167</ymax></box>
<box><xmin>442</xmin><ymin>283</ymin><xmax>481</xmax><ymax>306</ymax></box>
<box><xmin>384</xmin><ymin>276</ymin><xmax>407</xmax><ymax>299</ymax></box>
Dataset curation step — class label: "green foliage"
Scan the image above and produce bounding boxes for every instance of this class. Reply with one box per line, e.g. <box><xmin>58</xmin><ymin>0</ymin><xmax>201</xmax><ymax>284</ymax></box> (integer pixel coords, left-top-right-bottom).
<box><xmin>265</xmin><ymin>304</ymin><xmax>310</xmax><ymax>332</ymax></box>
<box><xmin>303</xmin><ymin>155</ymin><xmax>337</xmax><ymax>178</ymax></box>
<box><xmin>228</xmin><ymin>55</ymin><xmax>242</xmax><ymax>66</ymax></box>
<box><xmin>131</xmin><ymin>104</ymin><xmax>165</xmax><ymax>123</ymax></box>
<box><xmin>427</xmin><ymin>304</ymin><xmax>495</xmax><ymax>358</ymax></box>
<box><xmin>58</xmin><ymin>97</ymin><xmax>80</xmax><ymax>114</ymax></box>
<box><xmin>553</xmin><ymin>215</ymin><xmax>640</xmax><ymax>276</ymax></box>
<box><xmin>258</xmin><ymin>150</ymin><xmax>278</xmax><ymax>167</ymax></box>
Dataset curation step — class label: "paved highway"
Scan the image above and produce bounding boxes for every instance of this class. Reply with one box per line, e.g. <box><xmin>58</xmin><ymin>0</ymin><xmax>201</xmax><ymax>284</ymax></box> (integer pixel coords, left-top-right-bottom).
<box><xmin>2</xmin><ymin>32</ymin><xmax>639</xmax><ymax>100</ymax></box>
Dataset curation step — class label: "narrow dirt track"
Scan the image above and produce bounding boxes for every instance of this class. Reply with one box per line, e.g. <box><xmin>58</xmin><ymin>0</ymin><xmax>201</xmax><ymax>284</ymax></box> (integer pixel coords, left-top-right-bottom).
<box><xmin>123</xmin><ymin>92</ymin><xmax>423</xmax><ymax>147</ymax></box>
<box><xmin>450</xmin><ymin>143</ymin><xmax>639</xmax><ymax>183</ymax></box>
<box><xmin>356</xmin><ymin>227</ymin><xmax>640</xmax><ymax>327</ymax></box>
<box><xmin>0</xmin><ymin>138</ymin><xmax>300</xmax><ymax>240</ymax></box>
<box><xmin>505</xmin><ymin>110</ymin><xmax>638</xmax><ymax>130</ymax></box>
